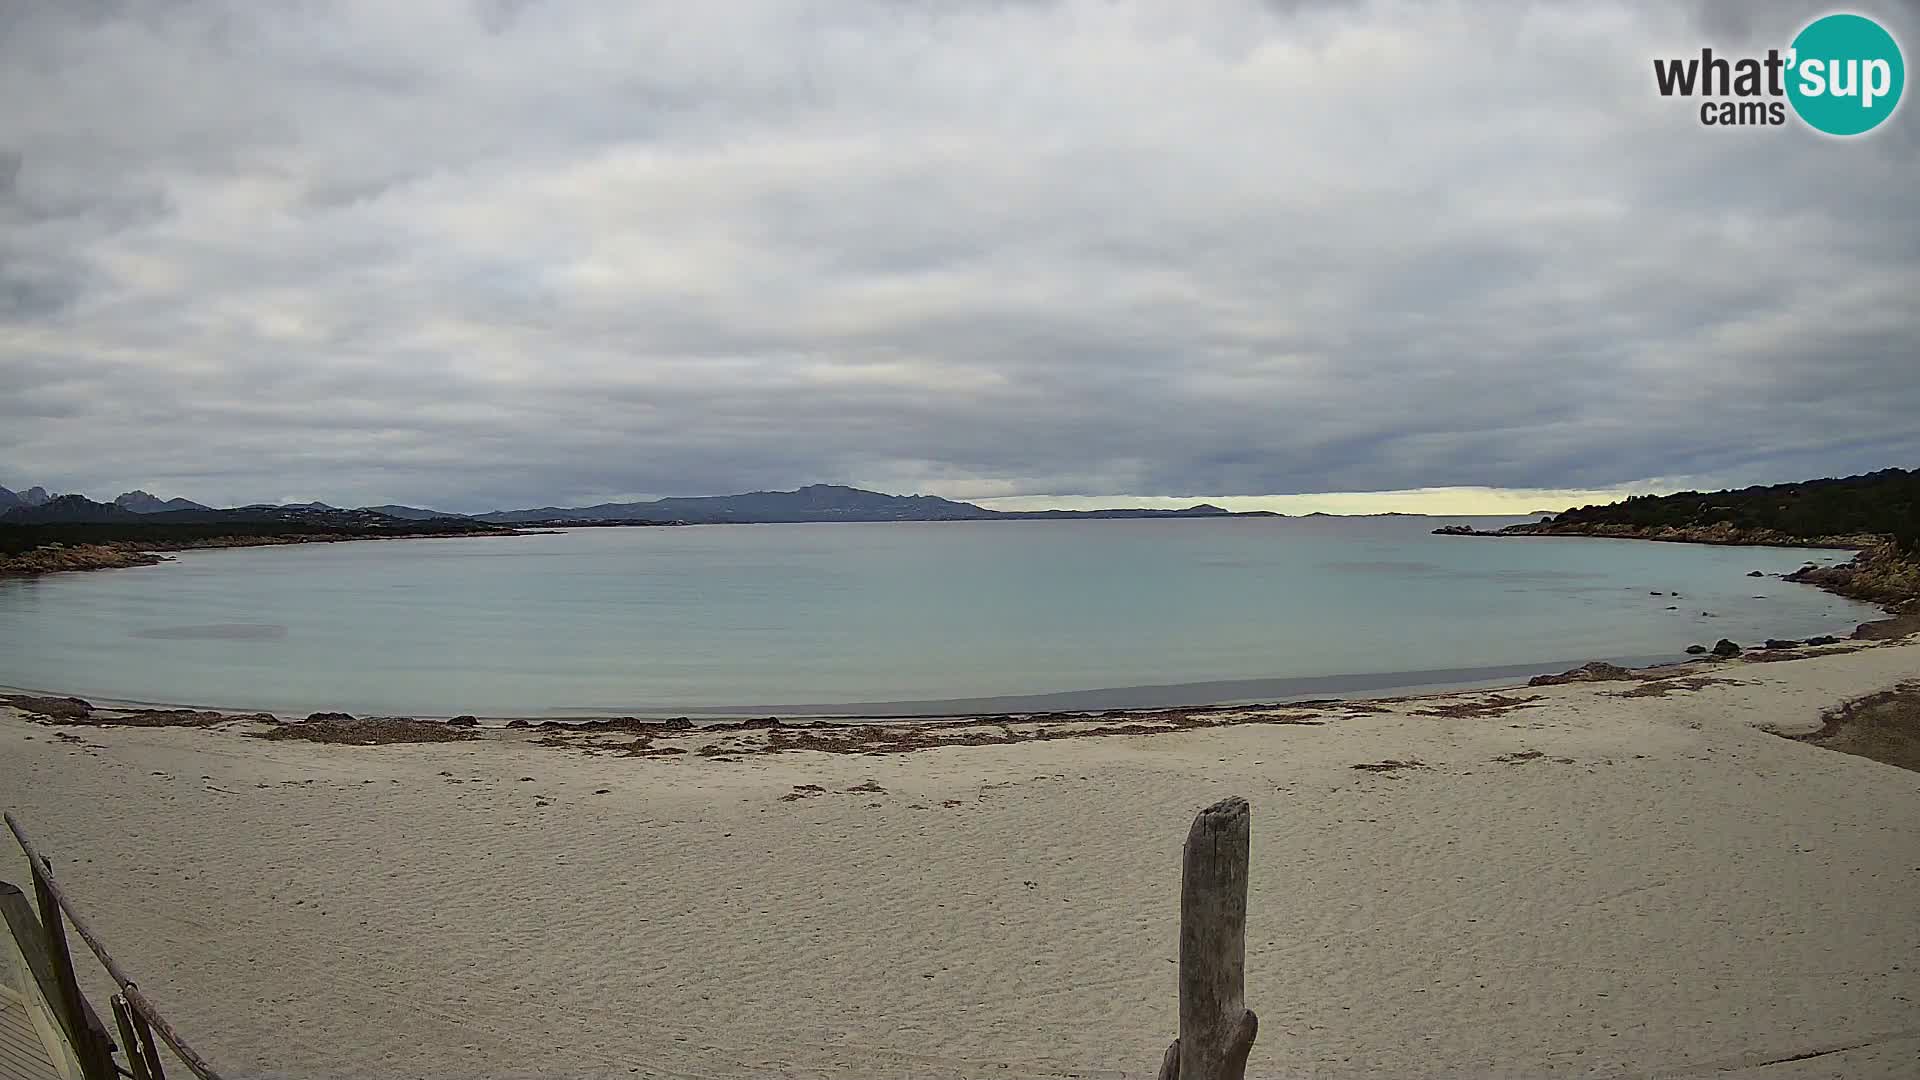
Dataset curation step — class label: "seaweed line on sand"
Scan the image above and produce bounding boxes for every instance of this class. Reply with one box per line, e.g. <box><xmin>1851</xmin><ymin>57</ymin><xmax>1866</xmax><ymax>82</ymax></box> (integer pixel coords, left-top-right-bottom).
<box><xmin>1773</xmin><ymin>680</ymin><xmax>1920</xmax><ymax>774</ymax></box>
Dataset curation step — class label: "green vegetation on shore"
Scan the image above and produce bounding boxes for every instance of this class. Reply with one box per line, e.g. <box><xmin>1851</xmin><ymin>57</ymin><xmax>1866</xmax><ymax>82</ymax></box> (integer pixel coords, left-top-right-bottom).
<box><xmin>1526</xmin><ymin>468</ymin><xmax>1920</xmax><ymax>553</ymax></box>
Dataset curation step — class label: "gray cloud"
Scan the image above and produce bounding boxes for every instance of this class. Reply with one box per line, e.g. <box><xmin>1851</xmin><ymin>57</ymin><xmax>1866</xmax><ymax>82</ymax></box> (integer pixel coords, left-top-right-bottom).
<box><xmin>0</xmin><ymin>0</ymin><xmax>1915</xmax><ymax>512</ymax></box>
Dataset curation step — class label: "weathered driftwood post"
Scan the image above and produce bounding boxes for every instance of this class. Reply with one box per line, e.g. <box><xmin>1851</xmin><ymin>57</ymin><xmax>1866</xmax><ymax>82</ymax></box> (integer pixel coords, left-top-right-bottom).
<box><xmin>1158</xmin><ymin>796</ymin><xmax>1257</xmax><ymax>1080</ymax></box>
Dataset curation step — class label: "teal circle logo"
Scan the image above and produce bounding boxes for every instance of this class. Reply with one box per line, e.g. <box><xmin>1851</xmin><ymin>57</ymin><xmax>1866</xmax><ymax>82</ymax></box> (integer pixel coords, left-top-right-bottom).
<box><xmin>1786</xmin><ymin>13</ymin><xmax>1905</xmax><ymax>135</ymax></box>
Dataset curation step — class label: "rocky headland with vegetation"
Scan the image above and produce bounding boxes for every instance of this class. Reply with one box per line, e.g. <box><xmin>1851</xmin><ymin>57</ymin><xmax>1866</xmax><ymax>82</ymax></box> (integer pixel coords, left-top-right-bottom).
<box><xmin>0</xmin><ymin>496</ymin><xmax>532</xmax><ymax>577</ymax></box>
<box><xmin>1436</xmin><ymin>468</ymin><xmax>1920</xmax><ymax>618</ymax></box>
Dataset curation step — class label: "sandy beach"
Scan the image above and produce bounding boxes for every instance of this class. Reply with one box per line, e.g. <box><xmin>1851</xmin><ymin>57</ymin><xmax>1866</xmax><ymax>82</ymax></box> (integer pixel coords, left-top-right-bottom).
<box><xmin>4</xmin><ymin>640</ymin><xmax>1918</xmax><ymax>1080</ymax></box>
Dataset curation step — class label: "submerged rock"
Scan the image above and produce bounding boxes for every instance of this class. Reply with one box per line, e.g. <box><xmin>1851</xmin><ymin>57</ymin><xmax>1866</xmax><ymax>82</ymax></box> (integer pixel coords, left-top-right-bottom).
<box><xmin>1685</xmin><ymin>644</ymin><xmax>1709</xmax><ymax>655</ymax></box>
<box><xmin>1711</xmin><ymin>639</ymin><xmax>1742</xmax><ymax>657</ymax></box>
<box><xmin>1762</xmin><ymin>639</ymin><xmax>1800</xmax><ymax>650</ymax></box>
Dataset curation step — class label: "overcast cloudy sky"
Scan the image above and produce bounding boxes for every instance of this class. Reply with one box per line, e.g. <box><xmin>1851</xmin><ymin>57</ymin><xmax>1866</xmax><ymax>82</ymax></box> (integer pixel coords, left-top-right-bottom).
<box><xmin>2</xmin><ymin>0</ymin><xmax>1915</xmax><ymax>514</ymax></box>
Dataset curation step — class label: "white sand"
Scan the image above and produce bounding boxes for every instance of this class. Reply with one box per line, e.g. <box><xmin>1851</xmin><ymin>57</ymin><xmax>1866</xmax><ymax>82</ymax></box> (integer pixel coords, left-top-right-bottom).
<box><xmin>4</xmin><ymin>641</ymin><xmax>1918</xmax><ymax>1079</ymax></box>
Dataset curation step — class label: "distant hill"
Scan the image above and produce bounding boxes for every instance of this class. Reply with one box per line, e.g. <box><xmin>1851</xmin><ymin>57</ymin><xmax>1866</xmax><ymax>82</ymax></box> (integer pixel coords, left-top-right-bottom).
<box><xmin>358</xmin><ymin>504</ymin><xmax>464</xmax><ymax>520</ymax></box>
<box><xmin>477</xmin><ymin>485</ymin><xmax>995</xmax><ymax>524</ymax></box>
<box><xmin>476</xmin><ymin>484</ymin><xmax>1282</xmax><ymax>524</ymax></box>
<box><xmin>0</xmin><ymin>485</ymin><xmax>52</xmax><ymax>511</ymax></box>
<box><xmin>240</xmin><ymin>501</ymin><xmax>338</xmax><ymax>512</ymax></box>
<box><xmin>996</xmin><ymin>503</ymin><xmax>1277</xmax><ymax>520</ymax></box>
<box><xmin>114</xmin><ymin>490</ymin><xmax>212</xmax><ymax>513</ymax></box>
<box><xmin>1494</xmin><ymin>468</ymin><xmax>1919</xmax><ymax>552</ymax></box>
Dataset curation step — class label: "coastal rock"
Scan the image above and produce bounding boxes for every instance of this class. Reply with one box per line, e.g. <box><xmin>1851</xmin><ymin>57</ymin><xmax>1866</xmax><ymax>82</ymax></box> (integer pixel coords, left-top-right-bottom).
<box><xmin>447</xmin><ymin>715</ymin><xmax>479</xmax><ymax>727</ymax></box>
<box><xmin>1762</xmin><ymin>639</ymin><xmax>1800</xmax><ymax>650</ymax></box>
<box><xmin>1785</xmin><ymin>543</ymin><xmax>1920</xmax><ymax>608</ymax></box>
<box><xmin>1432</xmin><ymin>524</ymin><xmax>1477</xmax><ymax>535</ymax></box>
<box><xmin>505</xmin><ymin>718</ymin><xmax>530</xmax><ymax>729</ymax></box>
<box><xmin>1</xmin><ymin>694</ymin><xmax>95</xmax><ymax>720</ymax></box>
<box><xmin>1684</xmin><ymin>644</ymin><xmax>1708</xmax><ymax>655</ymax></box>
<box><xmin>1804</xmin><ymin>635</ymin><xmax>1840</xmax><ymax>646</ymax></box>
<box><xmin>1528</xmin><ymin>661</ymin><xmax>1636</xmax><ymax>686</ymax></box>
<box><xmin>1747</xmin><ymin>570</ymin><xmax>1765</xmax><ymax>577</ymax></box>
<box><xmin>534</xmin><ymin>716</ymin><xmax>695</xmax><ymax>735</ymax></box>
<box><xmin>1498</xmin><ymin>514</ymin><xmax>1890</xmax><ymax>550</ymax></box>
<box><xmin>1711</xmin><ymin>639</ymin><xmax>1742</xmax><ymax>657</ymax></box>
<box><xmin>0</xmin><ymin>543</ymin><xmax>169</xmax><ymax>576</ymax></box>
<box><xmin>259</xmin><ymin>716</ymin><xmax>475</xmax><ymax>746</ymax></box>
<box><xmin>305</xmin><ymin>711</ymin><xmax>356</xmax><ymax>723</ymax></box>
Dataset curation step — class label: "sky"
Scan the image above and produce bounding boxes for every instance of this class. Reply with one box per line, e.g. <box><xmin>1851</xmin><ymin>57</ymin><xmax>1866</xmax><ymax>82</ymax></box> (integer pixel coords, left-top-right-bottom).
<box><xmin>2</xmin><ymin>0</ymin><xmax>1916</xmax><ymax>516</ymax></box>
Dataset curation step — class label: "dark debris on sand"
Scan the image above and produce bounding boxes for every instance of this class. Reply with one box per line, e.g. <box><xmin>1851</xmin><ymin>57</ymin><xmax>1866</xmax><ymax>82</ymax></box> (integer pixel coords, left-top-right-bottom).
<box><xmin>1610</xmin><ymin>676</ymin><xmax>1745</xmax><ymax>699</ymax></box>
<box><xmin>1412</xmin><ymin>694</ymin><xmax>1543</xmax><ymax>718</ymax></box>
<box><xmin>1779</xmin><ymin>680</ymin><xmax>1920</xmax><ymax>773</ymax></box>
<box><xmin>1351</xmin><ymin>759</ymin><xmax>1428</xmax><ymax>773</ymax></box>
<box><xmin>253</xmin><ymin>716</ymin><xmax>477</xmax><ymax>746</ymax></box>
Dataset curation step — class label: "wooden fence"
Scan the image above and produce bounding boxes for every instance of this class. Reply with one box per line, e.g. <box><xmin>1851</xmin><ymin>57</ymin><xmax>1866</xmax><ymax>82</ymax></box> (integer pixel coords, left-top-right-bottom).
<box><xmin>4</xmin><ymin>810</ymin><xmax>224</xmax><ymax>1080</ymax></box>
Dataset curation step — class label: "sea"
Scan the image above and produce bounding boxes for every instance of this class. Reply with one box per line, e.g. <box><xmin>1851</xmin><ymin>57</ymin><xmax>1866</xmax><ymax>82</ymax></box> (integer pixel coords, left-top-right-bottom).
<box><xmin>0</xmin><ymin>517</ymin><xmax>1880</xmax><ymax>718</ymax></box>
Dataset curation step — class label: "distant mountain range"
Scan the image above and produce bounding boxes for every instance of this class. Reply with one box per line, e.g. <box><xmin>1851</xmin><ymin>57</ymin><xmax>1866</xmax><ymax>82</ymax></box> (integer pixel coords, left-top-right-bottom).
<box><xmin>1</xmin><ymin>482</ymin><xmax>1282</xmax><ymax>526</ymax></box>
<box><xmin>0</xmin><ymin>493</ymin><xmax>458</xmax><ymax>528</ymax></box>
<box><xmin>468</xmin><ymin>485</ymin><xmax>1278</xmax><ymax>524</ymax></box>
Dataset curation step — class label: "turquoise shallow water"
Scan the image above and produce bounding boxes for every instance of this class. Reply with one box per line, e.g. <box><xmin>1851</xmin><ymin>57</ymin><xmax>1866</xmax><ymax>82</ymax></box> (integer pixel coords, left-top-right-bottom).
<box><xmin>0</xmin><ymin>518</ymin><xmax>1878</xmax><ymax>717</ymax></box>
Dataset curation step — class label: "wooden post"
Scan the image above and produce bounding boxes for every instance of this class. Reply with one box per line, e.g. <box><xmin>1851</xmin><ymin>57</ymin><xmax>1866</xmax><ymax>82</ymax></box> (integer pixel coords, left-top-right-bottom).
<box><xmin>1157</xmin><ymin>796</ymin><xmax>1257</xmax><ymax>1080</ymax></box>
<box><xmin>32</xmin><ymin>861</ymin><xmax>117</xmax><ymax>1080</ymax></box>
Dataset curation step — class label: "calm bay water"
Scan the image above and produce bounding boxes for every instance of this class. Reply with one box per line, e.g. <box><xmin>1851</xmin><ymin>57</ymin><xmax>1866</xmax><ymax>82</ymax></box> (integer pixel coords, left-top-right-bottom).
<box><xmin>0</xmin><ymin>518</ymin><xmax>1878</xmax><ymax>717</ymax></box>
